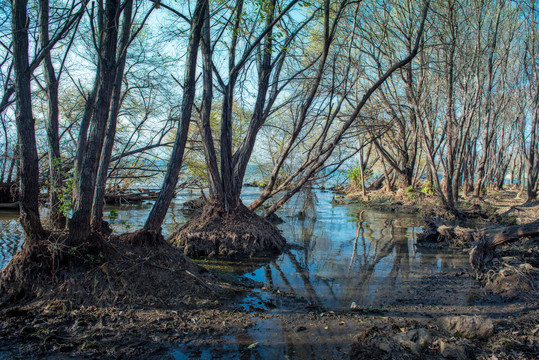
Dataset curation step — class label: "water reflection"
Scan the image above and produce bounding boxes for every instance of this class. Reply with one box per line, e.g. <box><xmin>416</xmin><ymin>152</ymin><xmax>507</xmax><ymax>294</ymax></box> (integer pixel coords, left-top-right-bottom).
<box><xmin>0</xmin><ymin>189</ymin><xmax>466</xmax><ymax>309</ymax></box>
<box><xmin>241</xmin><ymin>193</ymin><xmax>467</xmax><ymax>309</ymax></box>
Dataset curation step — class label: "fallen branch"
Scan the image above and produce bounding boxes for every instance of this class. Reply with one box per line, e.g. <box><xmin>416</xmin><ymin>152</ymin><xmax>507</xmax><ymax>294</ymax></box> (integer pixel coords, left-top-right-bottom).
<box><xmin>418</xmin><ymin>218</ymin><xmax>539</xmax><ymax>270</ymax></box>
<box><xmin>417</xmin><ymin>217</ymin><xmax>474</xmax><ymax>245</ymax></box>
<box><xmin>469</xmin><ymin>219</ymin><xmax>539</xmax><ymax>270</ymax></box>
<box><xmin>104</xmin><ymin>191</ymin><xmax>159</xmax><ymax>204</ymax></box>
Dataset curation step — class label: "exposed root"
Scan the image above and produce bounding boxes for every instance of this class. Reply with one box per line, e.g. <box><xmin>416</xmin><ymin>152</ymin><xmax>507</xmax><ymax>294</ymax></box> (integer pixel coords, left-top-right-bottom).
<box><xmin>170</xmin><ymin>203</ymin><xmax>286</xmax><ymax>259</ymax></box>
<box><xmin>482</xmin><ymin>263</ymin><xmax>538</xmax><ymax>300</ymax></box>
<box><xmin>0</xmin><ymin>229</ymin><xmax>224</xmax><ymax>308</ymax></box>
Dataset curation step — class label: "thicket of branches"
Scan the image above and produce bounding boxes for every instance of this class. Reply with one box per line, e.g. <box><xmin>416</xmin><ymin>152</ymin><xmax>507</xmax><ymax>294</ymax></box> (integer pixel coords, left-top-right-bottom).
<box><xmin>0</xmin><ymin>0</ymin><xmax>537</xmax><ymax>242</ymax></box>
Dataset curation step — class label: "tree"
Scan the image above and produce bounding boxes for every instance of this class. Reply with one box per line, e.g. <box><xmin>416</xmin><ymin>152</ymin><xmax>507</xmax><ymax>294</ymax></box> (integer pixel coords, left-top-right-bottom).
<box><xmin>143</xmin><ymin>0</ymin><xmax>206</xmax><ymax>232</ymax></box>
<box><xmin>68</xmin><ymin>0</ymin><xmax>126</xmax><ymax>243</ymax></box>
<box><xmin>523</xmin><ymin>1</ymin><xmax>539</xmax><ymax>201</ymax></box>
<box><xmin>12</xmin><ymin>0</ymin><xmax>43</xmax><ymax>238</ymax></box>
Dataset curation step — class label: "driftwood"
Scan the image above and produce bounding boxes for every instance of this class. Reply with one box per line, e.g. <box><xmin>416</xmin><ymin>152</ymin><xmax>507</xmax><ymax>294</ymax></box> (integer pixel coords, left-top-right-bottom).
<box><xmin>469</xmin><ymin>219</ymin><xmax>539</xmax><ymax>270</ymax></box>
<box><xmin>104</xmin><ymin>191</ymin><xmax>159</xmax><ymax>204</ymax></box>
<box><xmin>419</xmin><ymin>217</ymin><xmax>539</xmax><ymax>269</ymax></box>
<box><xmin>0</xmin><ymin>202</ymin><xmax>19</xmax><ymax>210</ymax></box>
<box><xmin>417</xmin><ymin>217</ymin><xmax>475</xmax><ymax>245</ymax></box>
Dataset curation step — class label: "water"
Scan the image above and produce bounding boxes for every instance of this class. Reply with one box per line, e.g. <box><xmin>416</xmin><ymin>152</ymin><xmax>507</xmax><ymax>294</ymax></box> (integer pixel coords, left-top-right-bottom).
<box><xmin>0</xmin><ymin>188</ymin><xmax>465</xmax><ymax>308</ymax></box>
<box><xmin>0</xmin><ymin>188</ymin><xmax>470</xmax><ymax>359</ymax></box>
<box><xmin>0</xmin><ymin>210</ymin><xmax>22</xmax><ymax>269</ymax></box>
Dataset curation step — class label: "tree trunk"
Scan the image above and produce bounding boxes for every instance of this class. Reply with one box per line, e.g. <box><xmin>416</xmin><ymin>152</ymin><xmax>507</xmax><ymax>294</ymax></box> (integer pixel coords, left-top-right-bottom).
<box><xmin>232</xmin><ymin>0</ymin><xmax>275</xmax><ymax>196</ymax></box>
<box><xmin>526</xmin><ymin>113</ymin><xmax>538</xmax><ymax>202</ymax></box>
<box><xmin>92</xmin><ymin>0</ymin><xmax>133</xmax><ymax>230</ymax></box>
<box><xmin>359</xmin><ymin>140</ymin><xmax>367</xmax><ymax>196</ymax></box>
<box><xmin>69</xmin><ymin>0</ymin><xmax>121</xmax><ymax>243</ymax></box>
<box><xmin>144</xmin><ymin>0</ymin><xmax>206</xmax><ymax>232</ymax></box>
<box><xmin>12</xmin><ymin>0</ymin><xmax>44</xmax><ymax>238</ymax></box>
<box><xmin>198</xmin><ymin>3</ymin><xmax>222</xmax><ymax>203</ymax></box>
<box><xmin>470</xmin><ymin>219</ymin><xmax>539</xmax><ymax>269</ymax></box>
<box><xmin>39</xmin><ymin>0</ymin><xmax>66</xmax><ymax>229</ymax></box>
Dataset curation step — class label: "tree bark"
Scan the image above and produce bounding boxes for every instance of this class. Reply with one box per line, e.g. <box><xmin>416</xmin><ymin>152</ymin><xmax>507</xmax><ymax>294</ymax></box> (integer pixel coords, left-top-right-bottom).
<box><xmin>12</xmin><ymin>0</ymin><xmax>44</xmax><ymax>238</ymax></box>
<box><xmin>69</xmin><ymin>0</ymin><xmax>121</xmax><ymax>242</ymax></box>
<box><xmin>198</xmin><ymin>2</ymin><xmax>222</xmax><ymax>203</ymax></box>
<box><xmin>92</xmin><ymin>0</ymin><xmax>133</xmax><ymax>229</ymax></box>
<box><xmin>39</xmin><ymin>0</ymin><xmax>66</xmax><ymax>229</ymax></box>
<box><xmin>144</xmin><ymin>0</ymin><xmax>206</xmax><ymax>232</ymax></box>
<box><xmin>469</xmin><ymin>220</ymin><xmax>539</xmax><ymax>269</ymax></box>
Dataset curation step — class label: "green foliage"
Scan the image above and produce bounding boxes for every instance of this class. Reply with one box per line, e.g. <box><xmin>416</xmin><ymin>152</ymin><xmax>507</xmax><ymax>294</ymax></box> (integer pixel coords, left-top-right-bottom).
<box><xmin>405</xmin><ymin>185</ymin><xmax>417</xmax><ymax>199</ymax></box>
<box><xmin>108</xmin><ymin>209</ymin><xmax>118</xmax><ymax>220</ymax></box>
<box><xmin>348</xmin><ymin>166</ymin><xmax>372</xmax><ymax>189</ymax></box>
<box><xmin>420</xmin><ymin>181</ymin><xmax>435</xmax><ymax>195</ymax></box>
<box><xmin>55</xmin><ymin>160</ymin><xmax>76</xmax><ymax>217</ymax></box>
<box><xmin>121</xmin><ymin>221</ymin><xmax>131</xmax><ymax>230</ymax></box>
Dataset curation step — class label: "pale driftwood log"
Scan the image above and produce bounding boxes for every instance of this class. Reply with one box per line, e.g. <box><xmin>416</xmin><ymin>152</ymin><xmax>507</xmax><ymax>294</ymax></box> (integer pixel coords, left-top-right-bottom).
<box><xmin>469</xmin><ymin>219</ymin><xmax>539</xmax><ymax>269</ymax></box>
<box><xmin>419</xmin><ymin>218</ymin><xmax>539</xmax><ymax>269</ymax></box>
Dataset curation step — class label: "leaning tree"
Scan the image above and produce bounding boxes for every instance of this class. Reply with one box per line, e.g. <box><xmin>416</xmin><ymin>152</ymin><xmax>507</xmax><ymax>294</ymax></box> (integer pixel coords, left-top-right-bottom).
<box><xmin>169</xmin><ymin>0</ymin><xmax>430</xmax><ymax>258</ymax></box>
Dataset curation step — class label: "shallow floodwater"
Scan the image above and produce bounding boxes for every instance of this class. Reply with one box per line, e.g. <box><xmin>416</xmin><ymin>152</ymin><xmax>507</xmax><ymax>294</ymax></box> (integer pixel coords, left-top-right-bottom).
<box><xmin>0</xmin><ymin>189</ymin><xmax>466</xmax><ymax>309</ymax></box>
<box><xmin>0</xmin><ymin>188</ymin><xmax>471</xmax><ymax>359</ymax></box>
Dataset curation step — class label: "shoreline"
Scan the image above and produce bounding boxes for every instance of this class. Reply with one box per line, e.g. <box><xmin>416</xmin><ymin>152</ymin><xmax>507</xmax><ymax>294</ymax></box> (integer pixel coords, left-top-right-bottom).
<box><xmin>0</xmin><ymin>188</ymin><xmax>537</xmax><ymax>359</ymax></box>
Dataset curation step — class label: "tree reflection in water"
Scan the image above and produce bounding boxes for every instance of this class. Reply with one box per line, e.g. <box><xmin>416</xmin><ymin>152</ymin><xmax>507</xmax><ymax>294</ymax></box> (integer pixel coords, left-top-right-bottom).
<box><xmin>251</xmin><ymin>205</ymin><xmax>465</xmax><ymax>309</ymax></box>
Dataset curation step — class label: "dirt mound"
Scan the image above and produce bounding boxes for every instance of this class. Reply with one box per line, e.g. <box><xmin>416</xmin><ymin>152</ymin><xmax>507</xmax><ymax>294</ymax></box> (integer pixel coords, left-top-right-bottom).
<box><xmin>170</xmin><ymin>203</ymin><xmax>286</xmax><ymax>259</ymax></box>
<box><xmin>349</xmin><ymin>325</ymin><xmax>469</xmax><ymax>360</ymax></box>
<box><xmin>0</xmin><ymin>229</ymin><xmax>224</xmax><ymax>308</ymax></box>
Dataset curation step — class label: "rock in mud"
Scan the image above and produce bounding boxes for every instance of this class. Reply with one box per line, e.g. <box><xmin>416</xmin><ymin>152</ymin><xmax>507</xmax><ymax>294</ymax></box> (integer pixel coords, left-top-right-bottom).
<box><xmin>438</xmin><ymin>340</ymin><xmax>468</xmax><ymax>360</ymax></box>
<box><xmin>392</xmin><ymin>328</ymin><xmax>434</xmax><ymax>354</ymax></box>
<box><xmin>441</xmin><ymin>315</ymin><xmax>494</xmax><ymax>339</ymax></box>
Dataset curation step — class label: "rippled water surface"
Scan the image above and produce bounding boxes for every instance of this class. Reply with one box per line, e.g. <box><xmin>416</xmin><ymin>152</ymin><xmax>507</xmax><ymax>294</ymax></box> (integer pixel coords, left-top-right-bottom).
<box><xmin>0</xmin><ymin>210</ymin><xmax>23</xmax><ymax>269</ymax></box>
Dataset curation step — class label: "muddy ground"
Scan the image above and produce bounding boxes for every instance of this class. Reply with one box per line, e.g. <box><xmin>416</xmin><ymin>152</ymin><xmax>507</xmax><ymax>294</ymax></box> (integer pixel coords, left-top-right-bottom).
<box><xmin>0</xmin><ymin>189</ymin><xmax>538</xmax><ymax>359</ymax></box>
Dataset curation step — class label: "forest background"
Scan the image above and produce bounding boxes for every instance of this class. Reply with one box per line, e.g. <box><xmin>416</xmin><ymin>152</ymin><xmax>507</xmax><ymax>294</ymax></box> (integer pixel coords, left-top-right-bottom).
<box><xmin>0</xmin><ymin>0</ymin><xmax>537</xmax><ymax>249</ymax></box>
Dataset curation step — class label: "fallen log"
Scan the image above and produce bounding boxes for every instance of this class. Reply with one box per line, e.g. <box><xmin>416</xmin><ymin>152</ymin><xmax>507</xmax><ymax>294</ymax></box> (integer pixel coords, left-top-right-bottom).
<box><xmin>419</xmin><ymin>218</ymin><xmax>539</xmax><ymax>269</ymax></box>
<box><xmin>469</xmin><ymin>219</ymin><xmax>539</xmax><ymax>270</ymax></box>
<box><xmin>104</xmin><ymin>191</ymin><xmax>159</xmax><ymax>204</ymax></box>
<box><xmin>417</xmin><ymin>217</ymin><xmax>475</xmax><ymax>245</ymax></box>
<box><xmin>0</xmin><ymin>202</ymin><xmax>19</xmax><ymax>210</ymax></box>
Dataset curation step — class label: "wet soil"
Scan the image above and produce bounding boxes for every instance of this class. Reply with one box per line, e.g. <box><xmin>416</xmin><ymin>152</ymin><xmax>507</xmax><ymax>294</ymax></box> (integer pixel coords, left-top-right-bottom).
<box><xmin>0</xmin><ymin>189</ymin><xmax>537</xmax><ymax>359</ymax></box>
<box><xmin>170</xmin><ymin>203</ymin><xmax>286</xmax><ymax>259</ymax></box>
<box><xmin>0</xmin><ymin>252</ymin><xmax>537</xmax><ymax>359</ymax></box>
